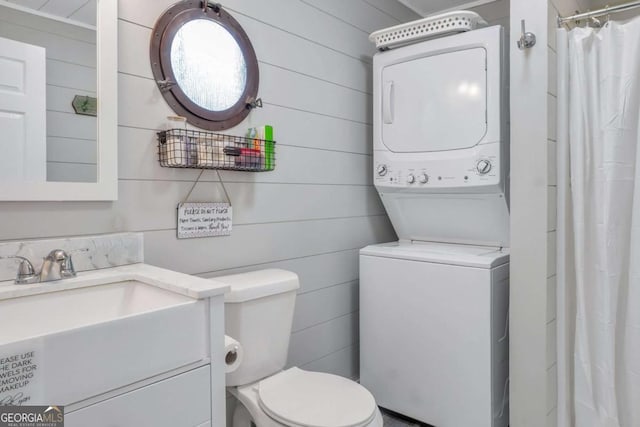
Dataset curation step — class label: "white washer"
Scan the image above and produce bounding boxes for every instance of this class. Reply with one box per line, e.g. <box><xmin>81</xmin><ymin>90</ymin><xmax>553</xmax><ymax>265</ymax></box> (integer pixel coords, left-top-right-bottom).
<box><xmin>359</xmin><ymin>241</ymin><xmax>509</xmax><ymax>427</ymax></box>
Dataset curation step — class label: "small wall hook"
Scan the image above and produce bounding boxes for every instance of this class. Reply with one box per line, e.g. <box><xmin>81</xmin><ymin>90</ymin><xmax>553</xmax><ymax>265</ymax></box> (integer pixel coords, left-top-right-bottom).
<box><xmin>157</xmin><ymin>79</ymin><xmax>176</xmax><ymax>92</ymax></box>
<box><xmin>202</xmin><ymin>1</ymin><xmax>221</xmax><ymax>15</ymax></box>
<box><xmin>246</xmin><ymin>97</ymin><xmax>263</xmax><ymax>110</ymax></box>
<box><xmin>517</xmin><ymin>19</ymin><xmax>536</xmax><ymax>49</ymax></box>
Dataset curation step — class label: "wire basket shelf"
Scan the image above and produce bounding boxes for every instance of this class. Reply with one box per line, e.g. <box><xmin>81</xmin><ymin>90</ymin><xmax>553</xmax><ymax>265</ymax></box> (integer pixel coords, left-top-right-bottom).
<box><xmin>157</xmin><ymin>129</ymin><xmax>276</xmax><ymax>172</ymax></box>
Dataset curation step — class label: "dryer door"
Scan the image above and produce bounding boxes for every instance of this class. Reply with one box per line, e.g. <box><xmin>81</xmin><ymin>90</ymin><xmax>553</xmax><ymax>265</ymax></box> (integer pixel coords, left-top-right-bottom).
<box><xmin>381</xmin><ymin>47</ymin><xmax>487</xmax><ymax>153</ymax></box>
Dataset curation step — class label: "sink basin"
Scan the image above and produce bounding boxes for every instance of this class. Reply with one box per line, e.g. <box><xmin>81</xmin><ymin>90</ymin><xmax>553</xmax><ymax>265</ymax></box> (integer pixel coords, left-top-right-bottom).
<box><xmin>0</xmin><ymin>275</ymin><xmax>208</xmax><ymax>406</ymax></box>
<box><xmin>0</xmin><ymin>280</ymin><xmax>194</xmax><ymax>345</ymax></box>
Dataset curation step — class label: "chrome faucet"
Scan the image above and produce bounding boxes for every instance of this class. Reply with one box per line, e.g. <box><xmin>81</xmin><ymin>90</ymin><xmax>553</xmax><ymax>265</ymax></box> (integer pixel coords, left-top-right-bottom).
<box><xmin>40</xmin><ymin>249</ymin><xmax>78</xmax><ymax>282</ymax></box>
<box><xmin>1</xmin><ymin>249</ymin><xmax>86</xmax><ymax>285</ymax></box>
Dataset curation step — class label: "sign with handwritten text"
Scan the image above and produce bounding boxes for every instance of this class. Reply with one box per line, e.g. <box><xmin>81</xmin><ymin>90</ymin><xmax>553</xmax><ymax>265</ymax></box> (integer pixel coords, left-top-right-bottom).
<box><xmin>177</xmin><ymin>202</ymin><xmax>232</xmax><ymax>239</ymax></box>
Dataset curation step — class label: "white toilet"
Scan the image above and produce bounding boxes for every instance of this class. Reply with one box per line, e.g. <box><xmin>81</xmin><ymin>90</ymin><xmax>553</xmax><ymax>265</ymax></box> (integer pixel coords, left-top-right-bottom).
<box><xmin>216</xmin><ymin>269</ymin><xmax>383</xmax><ymax>427</ymax></box>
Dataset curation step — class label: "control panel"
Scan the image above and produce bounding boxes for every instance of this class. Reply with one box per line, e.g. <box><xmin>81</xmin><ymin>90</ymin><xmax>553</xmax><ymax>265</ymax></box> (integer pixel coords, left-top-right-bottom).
<box><xmin>373</xmin><ymin>142</ymin><xmax>503</xmax><ymax>191</ymax></box>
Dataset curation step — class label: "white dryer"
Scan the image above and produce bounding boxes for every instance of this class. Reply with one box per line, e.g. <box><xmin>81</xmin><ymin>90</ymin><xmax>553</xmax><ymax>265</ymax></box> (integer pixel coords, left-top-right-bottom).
<box><xmin>373</xmin><ymin>24</ymin><xmax>509</xmax><ymax>247</ymax></box>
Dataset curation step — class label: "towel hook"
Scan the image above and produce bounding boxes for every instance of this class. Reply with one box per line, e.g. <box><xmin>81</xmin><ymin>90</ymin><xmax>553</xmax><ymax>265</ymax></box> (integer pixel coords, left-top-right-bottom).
<box><xmin>517</xmin><ymin>19</ymin><xmax>536</xmax><ymax>49</ymax></box>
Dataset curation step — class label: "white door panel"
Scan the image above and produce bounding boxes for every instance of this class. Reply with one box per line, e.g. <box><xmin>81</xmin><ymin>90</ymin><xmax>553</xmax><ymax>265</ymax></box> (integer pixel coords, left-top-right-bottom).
<box><xmin>381</xmin><ymin>47</ymin><xmax>487</xmax><ymax>153</ymax></box>
<box><xmin>0</xmin><ymin>36</ymin><xmax>46</xmax><ymax>182</ymax></box>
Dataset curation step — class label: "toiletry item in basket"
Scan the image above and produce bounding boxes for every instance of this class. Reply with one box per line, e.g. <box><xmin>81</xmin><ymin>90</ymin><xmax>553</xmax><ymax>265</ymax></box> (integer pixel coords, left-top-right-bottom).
<box><xmin>246</xmin><ymin>127</ymin><xmax>260</xmax><ymax>150</ymax></box>
<box><xmin>246</xmin><ymin>126</ymin><xmax>274</xmax><ymax>170</ymax></box>
<box><xmin>223</xmin><ymin>146</ymin><xmax>241</xmax><ymax>156</ymax></box>
<box><xmin>161</xmin><ymin>132</ymin><xmax>188</xmax><ymax>166</ymax></box>
<box><xmin>262</xmin><ymin>125</ymin><xmax>274</xmax><ymax>170</ymax></box>
<box><xmin>222</xmin><ymin>145</ymin><xmax>242</xmax><ymax>167</ymax></box>
<box><xmin>161</xmin><ymin>116</ymin><xmax>188</xmax><ymax>166</ymax></box>
<box><xmin>197</xmin><ymin>134</ymin><xmax>225</xmax><ymax>167</ymax></box>
<box><xmin>253</xmin><ymin>126</ymin><xmax>265</xmax><ymax>162</ymax></box>
<box><xmin>235</xmin><ymin>148</ymin><xmax>262</xmax><ymax>169</ymax></box>
<box><xmin>185</xmin><ymin>137</ymin><xmax>198</xmax><ymax>166</ymax></box>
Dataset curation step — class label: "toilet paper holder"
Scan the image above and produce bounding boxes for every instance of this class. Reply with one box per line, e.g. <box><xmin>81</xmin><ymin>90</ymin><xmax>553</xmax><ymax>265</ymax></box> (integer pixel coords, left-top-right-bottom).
<box><xmin>225</xmin><ymin>346</ymin><xmax>239</xmax><ymax>365</ymax></box>
<box><xmin>224</xmin><ymin>335</ymin><xmax>244</xmax><ymax>373</ymax></box>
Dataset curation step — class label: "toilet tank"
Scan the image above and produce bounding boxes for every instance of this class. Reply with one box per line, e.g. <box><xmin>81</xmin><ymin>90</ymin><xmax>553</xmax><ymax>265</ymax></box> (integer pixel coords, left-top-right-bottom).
<box><xmin>216</xmin><ymin>269</ymin><xmax>300</xmax><ymax>386</ymax></box>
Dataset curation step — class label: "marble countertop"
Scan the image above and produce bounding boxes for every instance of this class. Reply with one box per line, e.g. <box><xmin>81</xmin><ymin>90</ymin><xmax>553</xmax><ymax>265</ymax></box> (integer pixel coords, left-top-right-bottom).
<box><xmin>0</xmin><ymin>263</ymin><xmax>229</xmax><ymax>301</ymax></box>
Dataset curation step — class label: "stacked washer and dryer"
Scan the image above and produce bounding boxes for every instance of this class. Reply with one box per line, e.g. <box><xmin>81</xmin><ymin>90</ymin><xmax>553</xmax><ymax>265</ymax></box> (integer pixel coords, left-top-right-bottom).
<box><xmin>360</xmin><ymin>12</ymin><xmax>510</xmax><ymax>427</ymax></box>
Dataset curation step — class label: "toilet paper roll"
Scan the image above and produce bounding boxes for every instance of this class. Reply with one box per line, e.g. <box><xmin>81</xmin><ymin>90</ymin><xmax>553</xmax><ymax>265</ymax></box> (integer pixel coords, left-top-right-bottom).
<box><xmin>224</xmin><ymin>335</ymin><xmax>243</xmax><ymax>373</ymax></box>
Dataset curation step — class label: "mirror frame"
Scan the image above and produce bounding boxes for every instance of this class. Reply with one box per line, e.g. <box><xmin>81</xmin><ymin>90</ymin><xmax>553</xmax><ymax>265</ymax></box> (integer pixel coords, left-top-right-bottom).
<box><xmin>150</xmin><ymin>1</ymin><xmax>259</xmax><ymax>131</ymax></box>
<box><xmin>0</xmin><ymin>0</ymin><xmax>117</xmax><ymax>201</ymax></box>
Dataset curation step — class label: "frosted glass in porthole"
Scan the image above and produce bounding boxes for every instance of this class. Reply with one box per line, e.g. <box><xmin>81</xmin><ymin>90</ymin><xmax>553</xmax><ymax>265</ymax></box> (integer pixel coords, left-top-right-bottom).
<box><xmin>170</xmin><ymin>19</ymin><xmax>247</xmax><ymax>111</ymax></box>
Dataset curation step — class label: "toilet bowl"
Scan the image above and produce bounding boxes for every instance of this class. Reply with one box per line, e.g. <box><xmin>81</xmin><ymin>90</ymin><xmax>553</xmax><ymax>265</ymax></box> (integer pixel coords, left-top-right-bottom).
<box><xmin>229</xmin><ymin>368</ymin><xmax>383</xmax><ymax>427</ymax></box>
<box><xmin>214</xmin><ymin>269</ymin><xmax>382</xmax><ymax>427</ymax></box>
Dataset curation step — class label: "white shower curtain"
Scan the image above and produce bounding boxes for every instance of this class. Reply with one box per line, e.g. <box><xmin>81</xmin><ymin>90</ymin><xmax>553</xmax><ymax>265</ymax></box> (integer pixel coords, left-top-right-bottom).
<box><xmin>557</xmin><ymin>16</ymin><xmax>640</xmax><ymax>427</ymax></box>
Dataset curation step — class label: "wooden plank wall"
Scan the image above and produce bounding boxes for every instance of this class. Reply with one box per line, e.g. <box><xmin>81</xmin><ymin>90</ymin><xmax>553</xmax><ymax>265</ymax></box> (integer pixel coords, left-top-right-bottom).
<box><xmin>0</xmin><ymin>0</ymin><xmax>423</xmax><ymax>380</ymax></box>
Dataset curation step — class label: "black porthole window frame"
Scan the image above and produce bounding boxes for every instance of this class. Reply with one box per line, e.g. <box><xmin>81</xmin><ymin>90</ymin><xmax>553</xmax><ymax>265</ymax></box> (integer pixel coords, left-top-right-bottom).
<box><xmin>150</xmin><ymin>1</ymin><xmax>259</xmax><ymax>131</ymax></box>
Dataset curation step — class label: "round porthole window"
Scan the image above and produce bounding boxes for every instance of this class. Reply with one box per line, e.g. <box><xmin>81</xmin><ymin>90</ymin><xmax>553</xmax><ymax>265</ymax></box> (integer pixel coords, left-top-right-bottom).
<box><xmin>150</xmin><ymin>1</ymin><xmax>259</xmax><ymax>130</ymax></box>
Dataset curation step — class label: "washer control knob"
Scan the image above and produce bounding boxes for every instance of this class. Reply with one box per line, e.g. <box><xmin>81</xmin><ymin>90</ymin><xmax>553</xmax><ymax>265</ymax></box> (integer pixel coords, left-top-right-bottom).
<box><xmin>418</xmin><ymin>173</ymin><xmax>429</xmax><ymax>184</ymax></box>
<box><xmin>376</xmin><ymin>164</ymin><xmax>388</xmax><ymax>176</ymax></box>
<box><xmin>476</xmin><ymin>159</ymin><xmax>492</xmax><ymax>175</ymax></box>
<box><xmin>406</xmin><ymin>173</ymin><xmax>415</xmax><ymax>184</ymax></box>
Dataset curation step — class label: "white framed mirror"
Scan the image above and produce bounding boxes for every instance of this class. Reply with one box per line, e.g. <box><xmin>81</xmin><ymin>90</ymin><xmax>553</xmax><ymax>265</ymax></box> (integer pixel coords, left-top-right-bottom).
<box><xmin>0</xmin><ymin>0</ymin><xmax>117</xmax><ymax>201</ymax></box>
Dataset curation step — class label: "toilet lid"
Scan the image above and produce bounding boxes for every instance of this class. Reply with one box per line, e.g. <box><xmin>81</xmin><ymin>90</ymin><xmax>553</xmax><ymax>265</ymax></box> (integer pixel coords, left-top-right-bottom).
<box><xmin>258</xmin><ymin>368</ymin><xmax>377</xmax><ymax>427</ymax></box>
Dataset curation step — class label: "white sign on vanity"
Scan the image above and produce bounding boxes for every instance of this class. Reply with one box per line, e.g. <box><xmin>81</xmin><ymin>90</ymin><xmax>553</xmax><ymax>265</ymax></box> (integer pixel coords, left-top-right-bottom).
<box><xmin>0</xmin><ymin>343</ymin><xmax>42</xmax><ymax>406</ymax></box>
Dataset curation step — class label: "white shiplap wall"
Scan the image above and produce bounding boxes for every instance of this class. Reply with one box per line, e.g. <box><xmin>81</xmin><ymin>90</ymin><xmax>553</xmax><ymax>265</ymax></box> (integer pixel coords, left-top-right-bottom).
<box><xmin>0</xmin><ymin>0</ymin><xmax>421</xmax><ymax>381</ymax></box>
<box><xmin>510</xmin><ymin>0</ymin><xmax>550</xmax><ymax>425</ymax></box>
<box><xmin>509</xmin><ymin>0</ymin><xmax>579</xmax><ymax>425</ymax></box>
<box><xmin>546</xmin><ymin>1</ymin><xmax>583</xmax><ymax>425</ymax></box>
<box><xmin>0</xmin><ymin>6</ymin><xmax>97</xmax><ymax>182</ymax></box>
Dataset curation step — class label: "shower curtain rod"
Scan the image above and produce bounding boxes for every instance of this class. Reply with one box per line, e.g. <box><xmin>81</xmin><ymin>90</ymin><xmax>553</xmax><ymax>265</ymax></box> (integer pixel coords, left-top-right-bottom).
<box><xmin>557</xmin><ymin>0</ymin><xmax>640</xmax><ymax>26</ymax></box>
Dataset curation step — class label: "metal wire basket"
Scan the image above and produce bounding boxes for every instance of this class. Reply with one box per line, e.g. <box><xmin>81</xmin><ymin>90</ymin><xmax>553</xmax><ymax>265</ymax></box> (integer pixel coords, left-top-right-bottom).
<box><xmin>157</xmin><ymin>129</ymin><xmax>275</xmax><ymax>171</ymax></box>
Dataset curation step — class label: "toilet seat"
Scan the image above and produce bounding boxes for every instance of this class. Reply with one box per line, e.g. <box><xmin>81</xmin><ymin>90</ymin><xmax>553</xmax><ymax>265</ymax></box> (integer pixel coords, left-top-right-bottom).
<box><xmin>257</xmin><ymin>368</ymin><xmax>377</xmax><ymax>427</ymax></box>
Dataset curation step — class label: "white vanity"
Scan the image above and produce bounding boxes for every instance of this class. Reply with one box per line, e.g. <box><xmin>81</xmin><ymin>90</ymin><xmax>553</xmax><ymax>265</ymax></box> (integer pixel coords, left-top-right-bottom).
<box><xmin>0</xmin><ymin>234</ymin><xmax>229</xmax><ymax>427</ymax></box>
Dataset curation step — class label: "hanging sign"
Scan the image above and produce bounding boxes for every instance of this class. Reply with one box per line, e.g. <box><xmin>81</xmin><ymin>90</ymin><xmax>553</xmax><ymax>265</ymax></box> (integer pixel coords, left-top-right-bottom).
<box><xmin>177</xmin><ymin>202</ymin><xmax>232</xmax><ymax>239</ymax></box>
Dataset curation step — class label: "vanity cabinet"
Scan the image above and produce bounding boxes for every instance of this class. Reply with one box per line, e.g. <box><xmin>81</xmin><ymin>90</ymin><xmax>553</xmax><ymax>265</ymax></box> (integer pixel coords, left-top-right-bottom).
<box><xmin>66</xmin><ymin>365</ymin><xmax>211</xmax><ymax>427</ymax></box>
<box><xmin>41</xmin><ymin>298</ymin><xmax>207</xmax><ymax>405</ymax></box>
<box><xmin>0</xmin><ymin>261</ymin><xmax>229</xmax><ymax>427</ymax></box>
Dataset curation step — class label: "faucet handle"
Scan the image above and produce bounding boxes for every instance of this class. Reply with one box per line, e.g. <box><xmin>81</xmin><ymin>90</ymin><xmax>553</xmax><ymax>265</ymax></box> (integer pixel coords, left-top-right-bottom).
<box><xmin>60</xmin><ymin>248</ymin><xmax>88</xmax><ymax>278</ymax></box>
<box><xmin>0</xmin><ymin>256</ymin><xmax>39</xmax><ymax>284</ymax></box>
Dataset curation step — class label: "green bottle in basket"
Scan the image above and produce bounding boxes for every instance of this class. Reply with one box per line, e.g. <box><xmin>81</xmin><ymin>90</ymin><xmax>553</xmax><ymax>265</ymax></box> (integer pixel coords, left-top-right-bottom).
<box><xmin>263</xmin><ymin>125</ymin><xmax>274</xmax><ymax>170</ymax></box>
